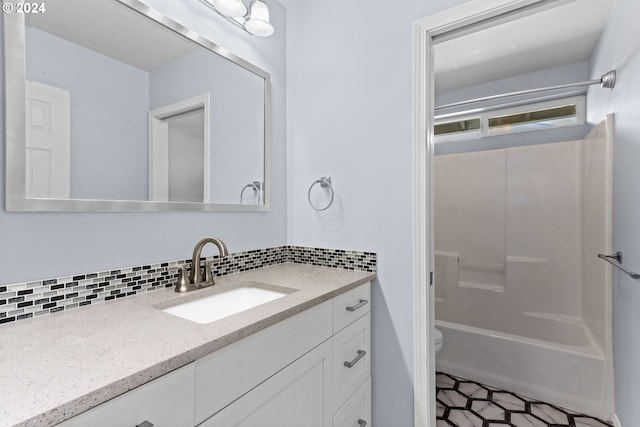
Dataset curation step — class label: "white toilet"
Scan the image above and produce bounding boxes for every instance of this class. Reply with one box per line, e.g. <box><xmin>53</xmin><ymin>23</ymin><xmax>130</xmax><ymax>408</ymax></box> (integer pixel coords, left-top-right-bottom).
<box><xmin>434</xmin><ymin>328</ymin><xmax>443</xmax><ymax>353</ymax></box>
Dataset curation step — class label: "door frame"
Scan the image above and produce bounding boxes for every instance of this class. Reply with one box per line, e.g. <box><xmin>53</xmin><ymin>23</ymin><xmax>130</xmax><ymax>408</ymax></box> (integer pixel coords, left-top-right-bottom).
<box><xmin>148</xmin><ymin>93</ymin><xmax>211</xmax><ymax>202</ymax></box>
<box><xmin>411</xmin><ymin>1</ymin><xmax>571</xmax><ymax>425</ymax></box>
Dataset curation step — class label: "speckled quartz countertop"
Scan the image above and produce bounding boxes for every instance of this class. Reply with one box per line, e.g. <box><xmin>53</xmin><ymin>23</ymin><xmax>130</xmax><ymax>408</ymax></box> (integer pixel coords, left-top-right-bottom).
<box><xmin>0</xmin><ymin>263</ymin><xmax>375</xmax><ymax>427</ymax></box>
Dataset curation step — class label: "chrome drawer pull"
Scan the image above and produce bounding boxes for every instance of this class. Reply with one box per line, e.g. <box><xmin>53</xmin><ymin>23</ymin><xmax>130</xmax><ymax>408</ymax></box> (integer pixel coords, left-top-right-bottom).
<box><xmin>344</xmin><ymin>350</ymin><xmax>367</xmax><ymax>368</ymax></box>
<box><xmin>346</xmin><ymin>299</ymin><xmax>368</xmax><ymax>312</ymax></box>
<box><xmin>358</xmin><ymin>420</ymin><xmax>367</xmax><ymax>427</ymax></box>
<box><xmin>137</xmin><ymin>422</ymin><xmax>154</xmax><ymax>427</ymax></box>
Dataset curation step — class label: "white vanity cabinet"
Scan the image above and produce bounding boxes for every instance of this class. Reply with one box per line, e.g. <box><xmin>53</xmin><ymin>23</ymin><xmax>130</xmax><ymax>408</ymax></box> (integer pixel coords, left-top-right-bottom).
<box><xmin>58</xmin><ymin>362</ymin><xmax>196</xmax><ymax>427</ymax></box>
<box><xmin>198</xmin><ymin>282</ymin><xmax>371</xmax><ymax>427</ymax></box>
<box><xmin>58</xmin><ymin>282</ymin><xmax>371</xmax><ymax>427</ymax></box>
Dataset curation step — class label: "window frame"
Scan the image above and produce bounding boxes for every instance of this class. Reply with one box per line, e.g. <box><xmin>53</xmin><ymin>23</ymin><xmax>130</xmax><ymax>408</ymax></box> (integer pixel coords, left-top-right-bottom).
<box><xmin>434</xmin><ymin>95</ymin><xmax>586</xmax><ymax>143</ymax></box>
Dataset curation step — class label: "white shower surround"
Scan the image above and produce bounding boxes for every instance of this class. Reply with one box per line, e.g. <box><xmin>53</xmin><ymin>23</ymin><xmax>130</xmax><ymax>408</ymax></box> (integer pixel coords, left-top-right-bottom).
<box><xmin>434</xmin><ymin>116</ymin><xmax>614</xmax><ymax>420</ymax></box>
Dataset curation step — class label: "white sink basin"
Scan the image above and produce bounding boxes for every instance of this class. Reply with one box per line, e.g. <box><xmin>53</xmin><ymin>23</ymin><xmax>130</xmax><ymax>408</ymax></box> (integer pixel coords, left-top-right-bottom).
<box><xmin>162</xmin><ymin>285</ymin><xmax>288</xmax><ymax>324</ymax></box>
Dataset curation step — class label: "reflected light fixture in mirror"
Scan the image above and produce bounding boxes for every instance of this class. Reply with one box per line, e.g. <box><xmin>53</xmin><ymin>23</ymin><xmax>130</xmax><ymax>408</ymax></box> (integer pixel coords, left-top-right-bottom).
<box><xmin>212</xmin><ymin>0</ymin><xmax>247</xmax><ymax>17</ymax></box>
<box><xmin>201</xmin><ymin>0</ymin><xmax>274</xmax><ymax>37</ymax></box>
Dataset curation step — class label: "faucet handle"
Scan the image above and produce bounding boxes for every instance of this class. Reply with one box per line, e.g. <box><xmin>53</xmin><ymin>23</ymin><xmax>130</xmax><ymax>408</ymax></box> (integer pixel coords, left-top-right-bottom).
<box><xmin>167</xmin><ymin>264</ymin><xmax>193</xmax><ymax>292</ymax></box>
<box><xmin>204</xmin><ymin>259</ymin><xmax>219</xmax><ymax>285</ymax></box>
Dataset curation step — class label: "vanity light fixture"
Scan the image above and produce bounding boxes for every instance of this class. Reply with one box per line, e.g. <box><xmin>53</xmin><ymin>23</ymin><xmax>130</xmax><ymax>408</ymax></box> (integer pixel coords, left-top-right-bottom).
<box><xmin>200</xmin><ymin>0</ymin><xmax>274</xmax><ymax>37</ymax></box>
<box><xmin>245</xmin><ymin>1</ymin><xmax>274</xmax><ymax>36</ymax></box>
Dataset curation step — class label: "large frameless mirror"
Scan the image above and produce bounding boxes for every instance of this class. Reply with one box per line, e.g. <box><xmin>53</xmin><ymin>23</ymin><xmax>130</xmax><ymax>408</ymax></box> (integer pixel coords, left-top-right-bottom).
<box><xmin>4</xmin><ymin>0</ymin><xmax>270</xmax><ymax>211</ymax></box>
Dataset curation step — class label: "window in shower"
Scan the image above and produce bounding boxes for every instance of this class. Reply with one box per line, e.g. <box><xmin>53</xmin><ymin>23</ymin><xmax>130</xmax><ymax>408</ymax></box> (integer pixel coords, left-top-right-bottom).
<box><xmin>434</xmin><ymin>95</ymin><xmax>585</xmax><ymax>142</ymax></box>
<box><xmin>434</xmin><ymin>117</ymin><xmax>482</xmax><ymax>142</ymax></box>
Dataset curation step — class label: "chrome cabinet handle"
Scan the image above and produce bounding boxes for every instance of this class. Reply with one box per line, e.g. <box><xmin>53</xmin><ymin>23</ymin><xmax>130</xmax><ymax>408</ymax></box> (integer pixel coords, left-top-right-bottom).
<box><xmin>344</xmin><ymin>350</ymin><xmax>366</xmax><ymax>368</ymax></box>
<box><xmin>346</xmin><ymin>299</ymin><xmax>368</xmax><ymax>312</ymax></box>
<box><xmin>358</xmin><ymin>420</ymin><xmax>367</xmax><ymax>427</ymax></box>
<box><xmin>137</xmin><ymin>422</ymin><xmax>154</xmax><ymax>427</ymax></box>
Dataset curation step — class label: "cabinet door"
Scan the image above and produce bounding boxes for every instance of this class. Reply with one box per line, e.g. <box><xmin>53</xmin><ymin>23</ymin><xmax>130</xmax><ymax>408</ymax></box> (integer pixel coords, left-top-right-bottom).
<box><xmin>332</xmin><ymin>313</ymin><xmax>370</xmax><ymax>411</ymax></box>
<box><xmin>333</xmin><ymin>378</ymin><xmax>371</xmax><ymax>427</ymax></box>
<box><xmin>195</xmin><ymin>301</ymin><xmax>332</xmax><ymax>424</ymax></box>
<box><xmin>200</xmin><ymin>340</ymin><xmax>332</xmax><ymax>427</ymax></box>
<box><xmin>58</xmin><ymin>363</ymin><xmax>195</xmax><ymax>427</ymax></box>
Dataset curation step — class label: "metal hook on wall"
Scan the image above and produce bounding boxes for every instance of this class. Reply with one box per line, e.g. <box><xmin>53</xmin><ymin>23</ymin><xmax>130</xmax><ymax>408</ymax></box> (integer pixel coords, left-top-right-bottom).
<box><xmin>308</xmin><ymin>176</ymin><xmax>334</xmax><ymax>211</ymax></box>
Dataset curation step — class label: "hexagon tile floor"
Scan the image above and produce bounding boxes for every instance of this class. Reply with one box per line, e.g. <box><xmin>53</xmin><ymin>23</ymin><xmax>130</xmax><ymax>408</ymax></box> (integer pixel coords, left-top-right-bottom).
<box><xmin>436</xmin><ymin>372</ymin><xmax>613</xmax><ymax>427</ymax></box>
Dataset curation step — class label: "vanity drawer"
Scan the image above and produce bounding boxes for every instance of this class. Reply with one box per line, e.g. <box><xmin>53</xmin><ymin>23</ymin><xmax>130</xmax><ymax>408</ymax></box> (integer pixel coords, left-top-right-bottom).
<box><xmin>194</xmin><ymin>300</ymin><xmax>332</xmax><ymax>424</ymax></box>
<box><xmin>333</xmin><ymin>282</ymin><xmax>370</xmax><ymax>333</ymax></box>
<box><xmin>332</xmin><ymin>313</ymin><xmax>371</xmax><ymax>411</ymax></box>
<box><xmin>58</xmin><ymin>363</ymin><xmax>195</xmax><ymax>427</ymax></box>
<box><xmin>333</xmin><ymin>378</ymin><xmax>371</xmax><ymax>427</ymax></box>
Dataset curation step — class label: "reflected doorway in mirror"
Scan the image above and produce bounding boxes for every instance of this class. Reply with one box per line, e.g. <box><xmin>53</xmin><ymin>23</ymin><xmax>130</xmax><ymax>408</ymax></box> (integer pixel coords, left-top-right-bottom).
<box><xmin>149</xmin><ymin>94</ymin><xmax>211</xmax><ymax>203</ymax></box>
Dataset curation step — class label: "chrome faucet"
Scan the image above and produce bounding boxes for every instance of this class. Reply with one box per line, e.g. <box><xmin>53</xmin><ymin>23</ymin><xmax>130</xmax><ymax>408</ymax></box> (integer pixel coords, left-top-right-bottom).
<box><xmin>191</xmin><ymin>237</ymin><xmax>228</xmax><ymax>285</ymax></box>
<box><xmin>168</xmin><ymin>237</ymin><xmax>228</xmax><ymax>292</ymax></box>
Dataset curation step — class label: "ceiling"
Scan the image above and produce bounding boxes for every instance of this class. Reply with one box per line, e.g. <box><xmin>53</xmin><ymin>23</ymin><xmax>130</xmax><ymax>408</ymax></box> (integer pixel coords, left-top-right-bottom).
<box><xmin>25</xmin><ymin>0</ymin><xmax>197</xmax><ymax>71</ymax></box>
<box><xmin>26</xmin><ymin>0</ymin><xmax>615</xmax><ymax>88</ymax></box>
<box><xmin>434</xmin><ymin>0</ymin><xmax>616</xmax><ymax>91</ymax></box>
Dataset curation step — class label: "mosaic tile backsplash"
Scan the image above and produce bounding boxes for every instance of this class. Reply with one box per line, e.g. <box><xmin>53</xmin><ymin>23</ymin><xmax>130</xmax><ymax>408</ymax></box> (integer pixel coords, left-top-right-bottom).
<box><xmin>0</xmin><ymin>246</ymin><xmax>376</xmax><ymax>325</ymax></box>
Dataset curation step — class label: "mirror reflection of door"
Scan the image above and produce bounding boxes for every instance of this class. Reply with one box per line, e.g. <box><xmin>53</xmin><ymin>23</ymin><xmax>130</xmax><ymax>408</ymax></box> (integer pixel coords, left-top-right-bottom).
<box><xmin>167</xmin><ymin>108</ymin><xmax>205</xmax><ymax>202</ymax></box>
<box><xmin>149</xmin><ymin>94</ymin><xmax>210</xmax><ymax>202</ymax></box>
<box><xmin>25</xmin><ymin>80</ymin><xmax>70</xmax><ymax>199</ymax></box>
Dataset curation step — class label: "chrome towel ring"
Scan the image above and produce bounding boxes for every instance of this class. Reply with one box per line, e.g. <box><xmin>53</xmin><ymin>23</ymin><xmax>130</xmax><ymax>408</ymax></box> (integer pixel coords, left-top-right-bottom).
<box><xmin>308</xmin><ymin>176</ymin><xmax>334</xmax><ymax>211</ymax></box>
<box><xmin>240</xmin><ymin>181</ymin><xmax>263</xmax><ymax>204</ymax></box>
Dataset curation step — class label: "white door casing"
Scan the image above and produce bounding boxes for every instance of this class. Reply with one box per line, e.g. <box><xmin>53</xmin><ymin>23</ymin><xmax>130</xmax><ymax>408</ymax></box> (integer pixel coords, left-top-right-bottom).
<box><xmin>148</xmin><ymin>94</ymin><xmax>210</xmax><ymax>202</ymax></box>
<box><xmin>25</xmin><ymin>80</ymin><xmax>71</xmax><ymax>199</ymax></box>
<box><xmin>412</xmin><ymin>1</ymin><xmax>568</xmax><ymax>426</ymax></box>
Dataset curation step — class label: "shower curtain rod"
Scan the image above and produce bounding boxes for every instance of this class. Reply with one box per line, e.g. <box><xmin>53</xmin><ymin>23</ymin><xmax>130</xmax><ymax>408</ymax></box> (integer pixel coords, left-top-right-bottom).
<box><xmin>435</xmin><ymin>69</ymin><xmax>616</xmax><ymax>111</ymax></box>
<box><xmin>435</xmin><ymin>90</ymin><xmax>582</xmax><ymax>120</ymax></box>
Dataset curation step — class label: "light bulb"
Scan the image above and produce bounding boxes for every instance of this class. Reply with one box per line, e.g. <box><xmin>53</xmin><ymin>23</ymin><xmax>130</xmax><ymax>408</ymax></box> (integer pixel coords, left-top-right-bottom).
<box><xmin>211</xmin><ymin>0</ymin><xmax>247</xmax><ymax>18</ymax></box>
<box><xmin>245</xmin><ymin>0</ymin><xmax>274</xmax><ymax>37</ymax></box>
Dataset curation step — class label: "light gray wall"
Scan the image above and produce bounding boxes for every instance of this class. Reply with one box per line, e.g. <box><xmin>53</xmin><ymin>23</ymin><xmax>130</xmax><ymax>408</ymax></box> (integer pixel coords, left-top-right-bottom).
<box><xmin>587</xmin><ymin>0</ymin><xmax>640</xmax><ymax>423</ymax></box>
<box><xmin>435</xmin><ymin>61</ymin><xmax>590</xmax><ymax>155</ymax></box>
<box><xmin>284</xmin><ymin>0</ymin><xmax>464</xmax><ymax>425</ymax></box>
<box><xmin>25</xmin><ymin>27</ymin><xmax>149</xmax><ymax>200</ymax></box>
<box><xmin>0</xmin><ymin>0</ymin><xmax>287</xmax><ymax>284</ymax></box>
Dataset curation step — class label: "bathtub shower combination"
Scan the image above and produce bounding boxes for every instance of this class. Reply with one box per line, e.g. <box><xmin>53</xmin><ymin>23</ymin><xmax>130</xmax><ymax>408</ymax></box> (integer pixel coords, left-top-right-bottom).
<box><xmin>434</xmin><ymin>116</ymin><xmax>614</xmax><ymax>420</ymax></box>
